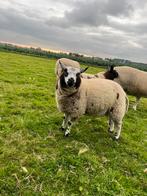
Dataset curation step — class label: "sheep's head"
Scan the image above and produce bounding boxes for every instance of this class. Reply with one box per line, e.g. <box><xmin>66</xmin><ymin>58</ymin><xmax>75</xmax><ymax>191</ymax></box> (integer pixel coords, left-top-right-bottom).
<box><xmin>59</xmin><ymin>60</ymin><xmax>88</xmax><ymax>90</ymax></box>
<box><xmin>104</xmin><ymin>65</ymin><xmax>119</xmax><ymax>80</ymax></box>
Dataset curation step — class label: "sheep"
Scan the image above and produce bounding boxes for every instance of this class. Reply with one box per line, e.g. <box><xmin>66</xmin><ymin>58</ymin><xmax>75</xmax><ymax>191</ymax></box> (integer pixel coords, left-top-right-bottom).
<box><xmin>55</xmin><ymin>58</ymin><xmax>80</xmax><ymax>78</ymax></box>
<box><xmin>56</xmin><ymin>61</ymin><xmax>129</xmax><ymax>140</ymax></box>
<box><xmin>98</xmin><ymin>66</ymin><xmax>147</xmax><ymax>110</ymax></box>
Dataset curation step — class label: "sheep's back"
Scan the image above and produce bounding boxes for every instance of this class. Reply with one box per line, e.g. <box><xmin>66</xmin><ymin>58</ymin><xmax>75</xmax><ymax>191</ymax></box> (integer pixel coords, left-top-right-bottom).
<box><xmin>81</xmin><ymin>73</ymin><xmax>96</xmax><ymax>79</ymax></box>
<box><xmin>81</xmin><ymin>72</ymin><xmax>105</xmax><ymax>79</ymax></box>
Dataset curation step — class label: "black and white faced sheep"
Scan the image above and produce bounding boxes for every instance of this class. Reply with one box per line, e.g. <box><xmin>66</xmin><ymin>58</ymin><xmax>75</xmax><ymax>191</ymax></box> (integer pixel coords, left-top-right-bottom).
<box><xmin>56</xmin><ymin>61</ymin><xmax>129</xmax><ymax>140</ymax></box>
<box><xmin>100</xmin><ymin>66</ymin><xmax>147</xmax><ymax>110</ymax></box>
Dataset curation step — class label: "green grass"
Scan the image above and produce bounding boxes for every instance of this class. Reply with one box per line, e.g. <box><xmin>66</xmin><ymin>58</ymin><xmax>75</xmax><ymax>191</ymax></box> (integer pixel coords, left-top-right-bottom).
<box><xmin>0</xmin><ymin>51</ymin><xmax>147</xmax><ymax>195</ymax></box>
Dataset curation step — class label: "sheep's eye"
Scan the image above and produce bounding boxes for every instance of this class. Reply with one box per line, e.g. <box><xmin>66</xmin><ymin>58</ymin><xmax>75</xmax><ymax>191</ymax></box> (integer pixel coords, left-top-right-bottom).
<box><xmin>76</xmin><ymin>72</ymin><xmax>80</xmax><ymax>77</ymax></box>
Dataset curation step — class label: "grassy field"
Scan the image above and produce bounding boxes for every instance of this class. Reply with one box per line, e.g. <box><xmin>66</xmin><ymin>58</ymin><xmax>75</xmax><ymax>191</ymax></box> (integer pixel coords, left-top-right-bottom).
<box><xmin>0</xmin><ymin>51</ymin><xmax>147</xmax><ymax>195</ymax></box>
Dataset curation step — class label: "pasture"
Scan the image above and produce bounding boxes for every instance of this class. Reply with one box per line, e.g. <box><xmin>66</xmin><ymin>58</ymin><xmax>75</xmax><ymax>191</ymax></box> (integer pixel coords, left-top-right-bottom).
<box><xmin>0</xmin><ymin>51</ymin><xmax>147</xmax><ymax>195</ymax></box>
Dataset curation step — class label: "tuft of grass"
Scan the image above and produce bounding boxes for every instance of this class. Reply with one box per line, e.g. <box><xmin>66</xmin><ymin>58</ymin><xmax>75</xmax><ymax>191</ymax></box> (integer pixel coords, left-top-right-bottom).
<box><xmin>0</xmin><ymin>51</ymin><xmax>147</xmax><ymax>195</ymax></box>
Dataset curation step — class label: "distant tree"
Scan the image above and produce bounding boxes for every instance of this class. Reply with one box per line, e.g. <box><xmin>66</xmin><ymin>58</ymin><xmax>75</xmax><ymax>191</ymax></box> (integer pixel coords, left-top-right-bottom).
<box><xmin>0</xmin><ymin>42</ymin><xmax>147</xmax><ymax>71</ymax></box>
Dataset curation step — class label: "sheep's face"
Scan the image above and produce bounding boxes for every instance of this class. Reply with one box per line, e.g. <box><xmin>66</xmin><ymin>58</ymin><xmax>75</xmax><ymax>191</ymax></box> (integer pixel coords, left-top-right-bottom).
<box><xmin>59</xmin><ymin>61</ymin><xmax>88</xmax><ymax>90</ymax></box>
<box><xmin>104</xmin><ymin>66</ymin><xmax>119</xmax><ymax>80</ymax></box>
<box><xmin>63</xmin><ymin>67</ymin><xmax>81</xmax><ymax>88</ymax></box>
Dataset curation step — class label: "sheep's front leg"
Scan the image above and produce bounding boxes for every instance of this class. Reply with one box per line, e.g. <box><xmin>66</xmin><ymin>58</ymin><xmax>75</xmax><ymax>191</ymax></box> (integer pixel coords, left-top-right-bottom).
<box><xmin>64</xmin><ymin>120</ymin><xmax>73</xmax><ymax>136</ymax></box>
<box><xmin>132</xmin><ymin>97</ymin><xmax>141</xmax><ymax>110</ymax></box>
<box><xmin>64</xmin><ymin>116</ymin><xmax>77</xmax><ymax>137</ymax></box>
<box><xmin>61</xmin><ymin>114</ymin><xmax>74</xmax><ymax>136</ymax></box>
<box><xmin>61</xmin><ymin>114</ymin><xmax>68</xmax><ymax>131</ymax></box>
<box><xmin>114</xmin><ymin>121</ymin><xmax>122</xmax><ymax>140</ymax></box>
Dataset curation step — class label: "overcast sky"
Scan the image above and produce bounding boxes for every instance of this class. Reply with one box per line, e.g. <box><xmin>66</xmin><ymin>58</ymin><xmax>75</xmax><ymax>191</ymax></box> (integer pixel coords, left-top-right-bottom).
<box><xmin>0</xmin><ymin>0</ymin><xmax>147</xmax><ymax>63</ymax></box>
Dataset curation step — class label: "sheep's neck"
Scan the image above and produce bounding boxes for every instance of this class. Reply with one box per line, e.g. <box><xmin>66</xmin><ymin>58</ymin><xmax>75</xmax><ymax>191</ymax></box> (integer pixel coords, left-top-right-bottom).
<box><xmin>58</xmin><ymin>85</ymin><xmax>79</xmax><ymax>97</ymax></box>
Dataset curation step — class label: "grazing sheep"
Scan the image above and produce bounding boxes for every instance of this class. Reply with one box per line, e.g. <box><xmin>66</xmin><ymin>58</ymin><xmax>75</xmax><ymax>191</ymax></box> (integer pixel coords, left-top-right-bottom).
<box><xmin>100</xmin><ymin>66</ymin><xmax>147</xmax><ymax>110</ymax></box>
<box><xmin>56</xmin><ymin>61</ymin><xmax>129</xmax><ymax>140</ymax></box>
<box><xmin>55</xmin><ymin>58</ymin><xmax>80</xmax><ymax>78</ymax></box>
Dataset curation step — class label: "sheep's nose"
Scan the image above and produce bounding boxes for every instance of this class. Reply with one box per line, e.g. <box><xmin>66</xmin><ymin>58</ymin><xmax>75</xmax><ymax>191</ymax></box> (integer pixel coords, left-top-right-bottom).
<box><xmin>69</xmin><ymin>78</ymin><xmax>74</xmax><ymax>82</ymax></box>
<box><xmin>67</xmin><ymin>78</ymin><xmax>74</xmax><ymax>87</ymax></box>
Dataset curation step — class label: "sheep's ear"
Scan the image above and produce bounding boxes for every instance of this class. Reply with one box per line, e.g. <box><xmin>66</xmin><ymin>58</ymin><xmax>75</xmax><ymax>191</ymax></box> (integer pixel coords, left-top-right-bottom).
<box><xmin>80</xmin><ymin>67</ymin><xmax>88</xmax><ymax>73</ymax></box>
<box><xmin>59</xmin><ymin>60</ymin><xmax>66</xmax><ymax>70</ymax></box>
<box><xmin>108</xmin><ymin>65</ymin><xmax>114</xmax><ymax>72</ymax></box>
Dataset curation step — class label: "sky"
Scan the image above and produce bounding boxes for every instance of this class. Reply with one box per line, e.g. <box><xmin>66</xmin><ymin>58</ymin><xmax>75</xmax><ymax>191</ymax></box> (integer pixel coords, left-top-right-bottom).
<box><xmin>0</xmin><ymin>0</ymin><xmax>147</xmax><ymax>63</ymax></box>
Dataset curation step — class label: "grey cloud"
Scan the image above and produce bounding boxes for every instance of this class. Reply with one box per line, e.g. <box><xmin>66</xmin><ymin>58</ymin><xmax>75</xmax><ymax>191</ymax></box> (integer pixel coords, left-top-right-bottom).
<box><xmin>0</xmin><ymin>0</ymin><xmax>147</xmax><ymax>63</ymax></box>
<box><xmin>46</xmin><ymin>1</ymin><xmax>107</xmax><ymax>28</ymax></box>
<box><xmin>106</xmin><ymin>0</ymin><xmax>133</xmax><ymax>16</ymax></box>
<box><xmin>46</xmin><ymin>0</ymin><xmax>133</xmax><ymax>28</ymax></box>
<box><xmin>0</xmin><ymin>7</ymin><xmax>91</xmax><ymax>50</ymax></box>
<box><xmin>110</xmin><ymin>20</ymin><xmax>147</xmax><ymax>36</ymax></box>
<box><xmin>65</xmin><ymin>1</ymin><xmax>107</xmax><ymax>27</ymax></box>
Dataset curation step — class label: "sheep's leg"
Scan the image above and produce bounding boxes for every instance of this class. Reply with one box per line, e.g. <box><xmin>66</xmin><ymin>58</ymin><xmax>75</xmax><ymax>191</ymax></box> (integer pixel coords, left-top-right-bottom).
<box><xmin>64</xmin><ymin>117</ymin><xmax>77</xmax><ymax>136</ymax></box>
<box><xmin>64</xmin><ymin>120</ymin><xmax>73</xmax><ymax>136</ymax></box>
<box><xmin>108</xmin><ymin>117</ymin><xmax>114</xmax><ymax>133</ymax></box>
<box><xmin>114</xmin><ymin>121</ymin><xmax>122</xmax><ymax>140</ymax></box>
<box><xmin>61</xmin><ymin>114</ymin><xmax>68</xmax><ymax>131</ymax></box>
<box><xmin>132</xmin><ymin>97</ymin><xmax>141</xmax><ymax>110</ymax></box>
<box><xmin>61</xmin><ymin>114</ymin><xmax>72</xmax><ymax>136</ymax></box>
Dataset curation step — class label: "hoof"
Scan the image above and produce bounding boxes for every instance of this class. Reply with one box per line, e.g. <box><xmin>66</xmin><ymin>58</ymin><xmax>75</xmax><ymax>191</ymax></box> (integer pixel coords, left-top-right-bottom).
<box><xmin>114</xmin><ymin>135</ymin><xmax>119</xmax><ymax>140</ymax></box>
<box><xmin>64</xmin><ymin>132</ymin><xmax>69</xmax><ymax>137</ymax></box>
<box><xmin>64</xmin><ymin>130</ymin><xmax>70</xmax><ymax>137</ymax></box>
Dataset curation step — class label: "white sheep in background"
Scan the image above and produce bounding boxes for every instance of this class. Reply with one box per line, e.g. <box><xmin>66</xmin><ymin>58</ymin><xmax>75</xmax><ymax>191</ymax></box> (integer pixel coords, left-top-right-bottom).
<box><xmin>56</xmin><ymin>61</ymin><xmax>129</xmax><ymax>140</ymax></box>
<box><xmin>96</xmin><ymin>66</ymin><xmax>147</xmax><ymax>110</ymax></box>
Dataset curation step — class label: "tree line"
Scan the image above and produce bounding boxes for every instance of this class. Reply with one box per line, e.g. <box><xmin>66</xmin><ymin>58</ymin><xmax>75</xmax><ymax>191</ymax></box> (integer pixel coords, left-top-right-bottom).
<box><xmin>0</xmin><ymin>42</ymin><xmax>147</xmax><ymax>71</ymax></box>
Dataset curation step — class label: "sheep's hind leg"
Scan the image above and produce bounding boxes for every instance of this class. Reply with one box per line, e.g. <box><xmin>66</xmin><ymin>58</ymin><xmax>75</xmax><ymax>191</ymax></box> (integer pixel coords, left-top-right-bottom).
<box><xmin>132</xmin><ymin>97</ymin><xmax>141</xmax><ymax>110</ymax></box>
<box><xmin>114</xmin><ymin>121</ymin><xmax>122</xmax><ymax>140</ymax></box>
<box><xmin>108</xmin><ymin>117</ymin><xmax>114</xmax><ymax>133</ymax></box>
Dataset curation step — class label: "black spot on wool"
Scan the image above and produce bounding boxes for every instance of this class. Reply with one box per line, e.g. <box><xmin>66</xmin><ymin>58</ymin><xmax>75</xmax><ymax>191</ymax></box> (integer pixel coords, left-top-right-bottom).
<box><xmin>117</xmin><ymin>93</ymin><xmax>119</xmax><ymax>99</ymax></box>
